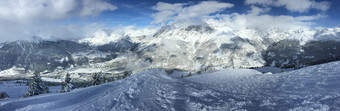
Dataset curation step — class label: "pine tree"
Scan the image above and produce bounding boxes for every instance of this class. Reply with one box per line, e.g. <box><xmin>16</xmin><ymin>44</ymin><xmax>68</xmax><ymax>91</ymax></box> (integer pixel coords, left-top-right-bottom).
<box><xmin>103</xmin><ymin>76</ymin><xmax>108</xmax><ymax>83</ymax></box>
<box><xmin>92</xmin><ymin>72</ymin><xmax>102</xmax><ymax>85</ymax></box>
<box><xmin>61</xmin><ymin>73</ymin><xmax>74</xmax><ymax>93</ymax></box>
<box><xmin>108</xmin><ymin>76</ymin><xmax>115</xmax><ymax>82</ymax></box>
<box><xmin>123</xmin><ymin>71</ymin><xmax>132</xmax><ymax>78</ymax></box>
<box><xmin>24</xmin><ymin>72</ymin><xmax>49</xmax><ymax>97</ymax></box>
<box><xmin>0</xmin><ymin>92</ymin><xmax>9</xmax><ymax>99</ymax></box>
<box><xmin>187</xmin><ymin>72</ymin><xmax>192</xmax><ymax>77</ymax></box>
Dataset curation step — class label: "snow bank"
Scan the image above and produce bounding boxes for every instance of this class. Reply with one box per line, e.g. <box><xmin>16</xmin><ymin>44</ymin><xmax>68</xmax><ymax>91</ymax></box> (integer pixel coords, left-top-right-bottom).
<box><xmin>69</xmin><ymin>68</ymin><xmax>102</xmax><ymax>74</ymax></box>
<box><xmin>41</xmin><ymin>77</ymin><xmax>62</xmax><ymax>83</ymax></box>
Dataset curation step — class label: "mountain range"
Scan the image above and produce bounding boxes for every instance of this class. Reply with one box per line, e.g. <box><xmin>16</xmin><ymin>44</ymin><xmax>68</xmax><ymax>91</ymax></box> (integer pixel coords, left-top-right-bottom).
<box><xmin>0</xmin><ymin>23</ymin><xmax>339</xmax><ymax>79</ymax></box>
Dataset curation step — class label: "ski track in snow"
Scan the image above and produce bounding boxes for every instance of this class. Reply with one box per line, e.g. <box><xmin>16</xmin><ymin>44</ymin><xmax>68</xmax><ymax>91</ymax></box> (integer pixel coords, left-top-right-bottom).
<box><xmin>1</xmin><ymin>62</ymin><xmax>340</xmax><ymax>111</ymax></box>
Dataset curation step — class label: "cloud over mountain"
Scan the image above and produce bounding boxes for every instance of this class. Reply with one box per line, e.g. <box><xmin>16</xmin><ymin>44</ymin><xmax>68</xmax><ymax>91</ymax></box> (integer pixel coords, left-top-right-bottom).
<box><xmin>151</xmin><ymin>1</ymin><xmax>234</xmax><ymax>24</ymax></box>
<box><xmin>0</xmin><ymin>0</ymin><xmax>335</xmax><ymax>42</ymax></box>
<box><xmin>245</xmin><ymin>0</ymin><xmax>331</xmax><ymax>12</ymax></box>
<box><xmin>150</xmin><ymin>1</ymin><xmax>326</xmax><ymax>31</ymax></box>
<box><xmin>0</xmin><ymin>0</ymin><xmax>117</xmax><ymax>41</ymax></box>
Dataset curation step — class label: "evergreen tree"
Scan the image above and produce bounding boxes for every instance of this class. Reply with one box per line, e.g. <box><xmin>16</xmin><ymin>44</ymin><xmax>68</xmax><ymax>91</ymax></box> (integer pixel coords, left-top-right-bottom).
<box><xmin>61</xmin><ymin>73</ymin><xmax>74</xmax><ymax>93</ymax></box>
<box><xmin>187</xmin><ymin>72</ymin><xmax>192</xmax><ymax>77</ymax></box>
<box><xmin>123</xmin><ymin>71</ymin><xmax>132</xmax><ymax>78</ymax></box>
<box><xmin>116</xmin><ymin>75</ymin><xmax>121</xmax><ymax>80</ymax></box>
<box><xmin>111</xmin><ymin>76</ymin><xmax>115</xmax><ymax>82</ymax></box>
<box><xmin>92</xmin><ymin>72</ymin><xmax>102</xmax><ymax>85</ymax></box>
<box><xmin>0</xmin><ymin>92</ymin><xmax>9</xmax><ymax>99</ymax></box>
<box><xmin>24</xmin><ymin>72</ymin><xmax>49</xmax><ymax>97</ymax></box>
<box><xmin>107</xmin><ymin>76</ymin><xmax>115</xmax><ymax>82</ymax></box>
<box><xmin>103</xmin><ymin>76</ymin><xmax>108</xmax><ymax>83</ymax></box>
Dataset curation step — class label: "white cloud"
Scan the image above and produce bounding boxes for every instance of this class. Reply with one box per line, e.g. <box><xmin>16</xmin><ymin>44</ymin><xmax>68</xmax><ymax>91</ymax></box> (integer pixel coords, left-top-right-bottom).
<box><xmin>152</xmin><ymin>1</ymin><xmax>234</xmax><ymax>24</ymax></box>
<box><xmin>245</xmin><ymin>0</ymin><xmax>331</xmax><ymax>13</ymax></box>
<box><xmin>150</xmin><ymin>1</ymin><xmax>323</xmax><ymax>31</ymax></box>
<box><xmin>0</xmin><ymin>0</ymin><xmax>117</xmax><ymax>42</ymax></box>
<box><xmin>80</xmin><ymin>2</ymin><xmax>329</xmax><ymax>46</ymax></box>
<box><xmin>245</xmin><ymin>0</ymin><xmax>274</xmax><ymax>5</ymax></box>
<box><xmin>205</xmin><ymin>14</ymin><xmax>307</xmax><ymax>32</ymax></box>
<box><xmin>151</xmin><ymin>2</ymin><xmax>185</xmax><ymax>24</ymax></box>
<box><xmin>0</xmin><ymin>0</ymin><xmax>330</xmax><ymax>43</ymax></box>
<box><xmin>248</xmin><ymin>5</ymin><xmax>271</xmax><ymax>15</ymax></box>
<box><xmin>201</xmin><ymin>5</ymin><xmax>325</xmax><ymax>32</ymax></box>
<box><xmin>295</xmin><ymin>14</ymin><xmax>326</xmax><ymax>21</ymax></box>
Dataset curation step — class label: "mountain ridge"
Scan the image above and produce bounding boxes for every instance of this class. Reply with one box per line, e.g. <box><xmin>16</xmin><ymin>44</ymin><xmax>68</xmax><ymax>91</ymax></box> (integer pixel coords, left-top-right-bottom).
<box><xmin>0</xmin><ymin>24</ymin><xmax>339</xmax><ymax>78</ymax></box>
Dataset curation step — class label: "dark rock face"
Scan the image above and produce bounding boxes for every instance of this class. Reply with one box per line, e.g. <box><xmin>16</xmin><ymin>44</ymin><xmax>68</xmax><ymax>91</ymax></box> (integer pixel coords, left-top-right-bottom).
<box><xmin>0</xmin><ymin>41</ymin><xmax>78</xmax><ymax>72</ymax></box>
<box><xmin>96</xmin><ymin>38</ymin><xmax>139</xmax><ymax>53</ymax></box>
<box><xmin>185</xmin><ymin>25</ymin><xmax>214</xmax><ymax>33</ymax></box>
<box><xmin>263</xmin><ymin>39</ymin><xmax>302</xmax><ymax>67</ymax></box>
<box><xmin>263</xmin><ymin>40</ymin><xmax>340</xmax><ymax>67</ymax></box>
<box><xmin>0</xmin><ymin>39</ymin><xmax>138</xmax><ymax>72</ymax></box>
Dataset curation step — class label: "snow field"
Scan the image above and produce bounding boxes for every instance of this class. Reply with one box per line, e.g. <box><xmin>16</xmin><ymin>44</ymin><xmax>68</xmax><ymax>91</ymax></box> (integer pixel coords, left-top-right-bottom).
<box><xmin>1</xmin><ymin>61</ymin><xmax>340</xmax><ymax>110</ymax></box>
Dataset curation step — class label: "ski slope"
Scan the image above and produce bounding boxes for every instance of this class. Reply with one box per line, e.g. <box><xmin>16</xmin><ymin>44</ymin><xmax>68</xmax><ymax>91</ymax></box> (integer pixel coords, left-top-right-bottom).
<box><xmin>1</xmin><ymin>61</ymin><xmax>340</xmax><ymax>111</ymax></box>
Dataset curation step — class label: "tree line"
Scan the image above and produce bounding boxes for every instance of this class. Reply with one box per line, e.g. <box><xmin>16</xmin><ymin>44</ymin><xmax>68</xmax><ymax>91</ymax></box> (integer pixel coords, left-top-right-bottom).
<box><xmin>23</xmin><ymin>71</ymin><xmax>132</xmax><ymax>97</ymax></box>
<box><xmin>282</xmin><ymin>55</ymin><xmax>340</xmax><ymax>69</ymax></box>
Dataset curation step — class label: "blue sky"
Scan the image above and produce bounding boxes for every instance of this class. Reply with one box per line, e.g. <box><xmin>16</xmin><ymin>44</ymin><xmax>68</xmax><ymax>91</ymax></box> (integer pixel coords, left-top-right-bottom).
<box><xmin>0</xmin><ymin>0</ymin><xmax>338</xmax><ymax>41</ymax></box>
<box><xmin>62</xmin><ymin>0</ymin><xmax>340</xmax><ymax>28</ymax></box>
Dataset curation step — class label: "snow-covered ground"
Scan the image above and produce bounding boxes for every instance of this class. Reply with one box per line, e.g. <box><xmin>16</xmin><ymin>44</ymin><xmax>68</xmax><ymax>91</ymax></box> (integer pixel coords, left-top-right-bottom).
<box><xmin>253</xmin><ymin>66</ymin><xmax>295</xmax><ymax>74</ymax></box>
<box><xmin>0</xmin><ymin>80</ymin><xmax>29</xmax><ymax>99</ymax></box>
<box><xmin>41</xmin><ymin>77</ymin><xmax>62</xmax><ymax>83</ymax></box>
<box><xmin>1</xmin><ymin>61</ymin><xmax>340</xmax><ymax>110</ymax></box>
<box><xmin>0</xmin><ymin>80</ymin><xmax>61</xmax><ymax>99</ymax></box>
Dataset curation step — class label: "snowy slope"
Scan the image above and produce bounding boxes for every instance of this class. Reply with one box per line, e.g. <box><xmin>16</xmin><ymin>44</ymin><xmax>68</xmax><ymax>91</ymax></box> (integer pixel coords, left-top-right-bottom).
<box><xmin>0</xmin><ymin>80</ymin><xmax>62</xmax><ymax>99</ymax></box>
<box><xmin>78</xmin><ymin>23</ymin><xmax>340</xmax><ymax>70</ymax></box>
<box><xmin>1</xmin><ymin>61</ymin><xmax>340</xmax><ymax>110</ymax></box>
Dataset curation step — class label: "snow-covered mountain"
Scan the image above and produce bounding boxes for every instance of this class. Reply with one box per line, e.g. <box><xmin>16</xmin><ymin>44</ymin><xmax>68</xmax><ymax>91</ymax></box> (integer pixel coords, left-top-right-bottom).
<box><xmin>79</xmin><ymin>23</ymin><xmax>340</xmax><ymax>70</ymax></box>
<box><xmin>0</xmin><ymin>40</ymin><xmax>138</xmax><ymax>79</ymax></box>
<box><xmin>0</xmin><ymin>23</ymin><xmax>339</xmax><ymax>78</ymax></box>
<box><xmin>1</xmin><ymin>61</ymin><xmax>340</xmax><ymax>110</ymax></box>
